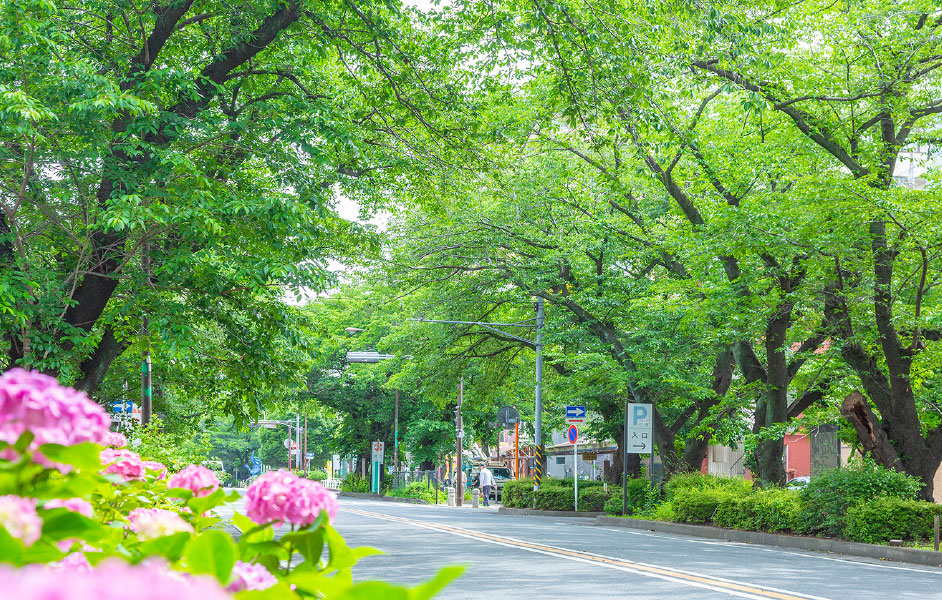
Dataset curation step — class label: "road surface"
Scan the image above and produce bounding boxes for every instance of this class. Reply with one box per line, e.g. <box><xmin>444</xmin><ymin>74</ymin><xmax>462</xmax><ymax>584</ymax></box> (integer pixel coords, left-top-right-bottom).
<box><xmin>331</xmin><ymin>498</ymin><xmax>942</xmax><ymax>599</ymax></box>
<box><xmin>217</xmin><ymin>494</ymin><xmax>942</xmax><ymax>599</ymax></box>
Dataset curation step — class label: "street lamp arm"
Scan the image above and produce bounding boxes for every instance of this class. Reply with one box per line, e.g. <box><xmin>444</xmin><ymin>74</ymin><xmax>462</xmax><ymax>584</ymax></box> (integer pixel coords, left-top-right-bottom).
<box><xmin>411</xmin><ymin>318</ymin><xmax>536</xmax><ymax>348</ymax></box>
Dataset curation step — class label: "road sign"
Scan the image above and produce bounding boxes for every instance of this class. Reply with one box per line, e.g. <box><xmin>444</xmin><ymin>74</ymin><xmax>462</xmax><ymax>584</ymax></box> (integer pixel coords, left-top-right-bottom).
<box><xmin>371</xmin><ymin>441</ymin><xmax>385</xmax><ymax>463</ymax></box>
<box><xmin>582</xmin><ymin>451</ymin><xmax>597</xmax><ymax>461</ymax></box>
<box><xmin>371</xmin><ymin>441</ymin><xmax>385</xmax><ymax>494</ymax></box>
<box><xmin>497</xmin><ymin>406</ymin><xmax>521</xmax><ymax>428</ymax></box>
<box><xmin>305</xmin><ymin>452</ymin><xmax>314</xmax><ymax>460</ymax></box>
<box><xmin>627</xmin><ymin>403</ymin><xmax>653</xmax><ymax>454</ymax></box>
<box><xmin>565</xmin><ymin>405</ymin><xmax>586</xmax><ymax>423</ymax></box>
<box><xmin>111</xmin><ymin>400</ymin><xmax>133</xmax><ymax>413</ymax></box>
<box><xmin>567</xmin><ymin>424</ymin><xmax>579</xmax><ymax>444</ymax></box>
<box><xmin>283</xmin><ymin>439</ymin><xmax>298</xmax><ymax>450</ymax></box>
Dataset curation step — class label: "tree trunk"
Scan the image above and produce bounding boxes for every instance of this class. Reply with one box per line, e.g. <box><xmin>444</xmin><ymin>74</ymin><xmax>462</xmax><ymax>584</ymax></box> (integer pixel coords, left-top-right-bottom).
<box><xmin>73</xmin><ymin>327</ymin><xmax>128</xmax><ymax>395</ymax></box>
<box><xmin>606</xmin><ymin>428</ymin><xmax>641</xmax><ymax>485</ymax></box>
<box><xmin>840</xmin><ymin>390</ymin><xmax>942</xmax><ymax>501</ymax></box>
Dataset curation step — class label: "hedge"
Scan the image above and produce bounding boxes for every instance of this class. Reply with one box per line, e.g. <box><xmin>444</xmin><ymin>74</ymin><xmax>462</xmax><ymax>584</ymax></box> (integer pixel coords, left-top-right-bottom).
<box><xmin>501</xmin><ymin>478</ymin><xmax>612</xmax><ymax>511</ymax></box>
<box><xmin>797</xmin><ymin>459</ymin><xmax>922</xmax><ymax>536</ymax></box>
<box><xmin>844</xmin><ymin>497</ymin><xmax>942</xmax><ymax>544</ymax></box>
<box><xmin>712</xmin><ymin>488</ymin><xmax>801</xmax><ymax>532</ymax></box>
<box><xmin>603</xmin><ymin>478</ymin><xmax>658</xmax><ymax>516</ymax></box>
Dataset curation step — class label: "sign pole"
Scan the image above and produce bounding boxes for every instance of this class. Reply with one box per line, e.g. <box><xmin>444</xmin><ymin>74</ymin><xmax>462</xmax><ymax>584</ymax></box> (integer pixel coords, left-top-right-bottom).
<box><xmin>622</xmin><ymin>399</ymin><xmax>629</xmax><ymax>517</ymax></box>
<box><xmin>515</xmin><ymin>421</ymin><xmax>520</xmax><ymax>479</ymax></box>
<box><xmin>574</xmin><ymin>439</ymin><xmax>578</xmax><ymax>511</ymax></box>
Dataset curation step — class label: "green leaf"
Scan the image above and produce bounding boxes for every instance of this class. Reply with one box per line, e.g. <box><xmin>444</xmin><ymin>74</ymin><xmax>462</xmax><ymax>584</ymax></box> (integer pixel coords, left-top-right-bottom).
<box><xmin>280</xmin><ymin>527</ymin><xmax>325</xmax><ymax>565</ymax></box>
<box><xmin>183</xmin><ymin>529</ymin><xmax>236</xmax><ymax>583</ymax></box>
<box><xmin>230</xmin><ymin>512</ymin><xmax>255</xmax><ymax>534</ymax></box>
<box><xmin>38</xmin><ymin>443</ymin><xmax>101</xmax><ymax>471</ymax></box>
<box><xmin>40</xmin><ymin>509</ymin><xmax>105</xmax><ymax>542</ymax></box>
<box><xmin>233</xmin><ymin>582</ymin><xmax>295</xmax><ymax>599</ymax></box>
<box><xmin>135</xmin><ymin>531</ymin><xmax>191</xmax><ymax>562</ymax></box>
<box><xmin>324</xmin><ymin>525</ymin><xmax>381</xmax><ymax>572</ymax></box>
<box><xmin>0</xmin><ymin>527</ymin><xmax>25</xmax><ymax>566</ymax></box>
<box><xmin>408</xmin><ymin>565</ymin><xmax>465</xmax><ymax>600</ymax></box>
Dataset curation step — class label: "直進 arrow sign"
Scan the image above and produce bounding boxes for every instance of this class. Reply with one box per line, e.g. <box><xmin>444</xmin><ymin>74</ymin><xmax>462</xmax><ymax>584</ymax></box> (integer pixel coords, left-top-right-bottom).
<box><xmin>565</xmin><ymin>405</ymin><xmax>586</xmax><ymax>423</ymax></box>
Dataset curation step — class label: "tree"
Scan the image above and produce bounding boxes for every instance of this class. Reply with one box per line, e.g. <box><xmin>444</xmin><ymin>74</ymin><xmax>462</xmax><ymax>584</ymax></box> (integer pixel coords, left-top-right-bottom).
<box><xmin>0</xmin><ymin>0</ymin><xmax>475</xmax><ymax>408</ymax></box>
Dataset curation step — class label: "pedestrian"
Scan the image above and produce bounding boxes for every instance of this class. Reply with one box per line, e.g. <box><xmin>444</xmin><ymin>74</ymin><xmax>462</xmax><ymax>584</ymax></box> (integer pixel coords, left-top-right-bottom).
<box><xmin>479</xmin><ymin>465</ymin><xmax>494</xmax><ymax>507</ymax></box>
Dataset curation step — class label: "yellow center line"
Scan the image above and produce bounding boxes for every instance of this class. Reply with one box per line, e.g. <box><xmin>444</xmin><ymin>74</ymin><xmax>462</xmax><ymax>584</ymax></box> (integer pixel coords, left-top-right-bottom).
<box><xmin>341</xmin><ymin>507</ymin><xmax>830</xmax><ymax>600</ymax></box>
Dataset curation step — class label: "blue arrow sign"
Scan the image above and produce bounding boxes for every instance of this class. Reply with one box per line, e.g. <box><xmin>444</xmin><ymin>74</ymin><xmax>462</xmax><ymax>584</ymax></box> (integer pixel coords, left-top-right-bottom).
<box><xmin>110</xmin><ymin>400</ymin><xmax>133</xmax><ymax>414</ymax></box>
<box><xmin>565</xmin><ymin>405</ymin><xmax>586</xmax><ymax>421</ymax></box>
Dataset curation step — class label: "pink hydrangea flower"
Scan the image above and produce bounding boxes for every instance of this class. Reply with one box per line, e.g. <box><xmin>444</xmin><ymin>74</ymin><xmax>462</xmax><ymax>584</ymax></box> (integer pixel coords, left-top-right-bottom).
<box><xmin>44</xmin><ymin>498</ymin><xmax>94</xmax><ymax>518</ymax></box>
<box><xmin>0</xmin><ymin>369</ymin><xmax>111</xmax><ymax>462</ymax></box>
<box><xmin>0</xmin><ymin>560</ymin><xmax>230</xmax><ymax>600</ymax></box>
<box><xmin>99</xmin><ymin>431</ymin><xmax>127</xmax><ymax>448</ymax></box>
<box><xmin>100</xmin><ymin>448</ymin><xmax>144</xmax><ymax>481</ymax></box>
<box><xmin>49</xmin><ymin>551</ymin><xmax>93</xmax><ymax>572</ymax></box>
<box><xmin>226</xmin><ymin>561</ymin><xmax>277</xmax><ymax>592</ymax></box>
<box><xmin>128</xmin><ymin>508</ymin><xmax>194</xmax><ymax>540</ymax></box>
<box><xmin>245</xmin><ymin>469</ymin><xmax>338</xmax><ymax>526</ymax></box>
<box><xmin>0</xmin><ymin>495</ymin><xmax>42</xmax><ymax>546</ymax></box>
<box><xmin>167</xmin><ymin>464</ymin><xmax>219</xmax><ymax>497</ymax></box>
<box><xmin>142</xmin><ymin>460</ymin><xmax>167</xmax><ymax>480</ymax></box>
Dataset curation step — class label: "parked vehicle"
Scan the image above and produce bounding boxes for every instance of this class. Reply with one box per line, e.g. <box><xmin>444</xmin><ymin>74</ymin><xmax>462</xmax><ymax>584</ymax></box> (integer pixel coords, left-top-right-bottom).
<box><xmin>786</xmin><ymin>476</ymin><xmax>810</xmax><ymax>490</ymax></box>
<box><xmin>471</xmin><ymin>465</ymin><xmax>513</xmax><ymax>501</ymax></box>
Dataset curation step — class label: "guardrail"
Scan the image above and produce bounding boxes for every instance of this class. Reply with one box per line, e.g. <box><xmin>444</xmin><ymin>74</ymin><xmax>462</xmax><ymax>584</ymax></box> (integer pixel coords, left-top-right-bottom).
<box><xmin>323</xmin><ymin>478</ymin><xmax>342</xmax><ymax>490</ymax></box>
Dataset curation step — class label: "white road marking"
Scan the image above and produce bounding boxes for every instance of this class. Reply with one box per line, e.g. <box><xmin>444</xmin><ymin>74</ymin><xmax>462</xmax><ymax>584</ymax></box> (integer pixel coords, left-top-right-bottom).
<box><xmin>342</xmin><ymin>506</ymin><xmax>833</xmax><ymax>600</ymax></box>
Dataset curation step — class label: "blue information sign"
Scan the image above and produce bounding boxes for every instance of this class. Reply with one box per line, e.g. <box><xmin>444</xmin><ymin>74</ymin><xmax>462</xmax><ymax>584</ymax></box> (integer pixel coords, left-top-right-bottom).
<box><xmin>565</xmin><ymin>405</ymin><xmax>586</xmax><ymax>422</ymax></box>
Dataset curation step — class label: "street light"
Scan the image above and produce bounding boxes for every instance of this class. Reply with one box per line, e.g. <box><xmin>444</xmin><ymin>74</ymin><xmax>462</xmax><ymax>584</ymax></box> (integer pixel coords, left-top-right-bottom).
<box><xmin>344</xmin><ymin>337</ymin><xmax>407</xmax><ymax>491</ymax></box>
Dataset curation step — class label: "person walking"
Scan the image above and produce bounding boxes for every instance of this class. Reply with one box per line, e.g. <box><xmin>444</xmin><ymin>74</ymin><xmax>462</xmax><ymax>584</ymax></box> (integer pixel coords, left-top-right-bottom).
<box><xmin>479</xmin><ymin>465</ymin><xmax>495</xmax><ymax>507</ymax></box>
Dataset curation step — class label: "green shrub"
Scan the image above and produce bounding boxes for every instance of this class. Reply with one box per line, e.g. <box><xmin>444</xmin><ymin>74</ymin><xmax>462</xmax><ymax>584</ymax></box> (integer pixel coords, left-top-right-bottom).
<box><xmin>341</xmin><ymin>472</ymin><xmax>370</xmax><ymax>493</ymax></box>
<box><xmin>664</xmin><ymin>472</ymin><xmax>752</xmax><ymax>500</ymax></box>
<box><xmin>634</xmin><ymin>500</ymin><xmax>676</xmax><ymax>521</ymax></box>
<box><xmin>603</xmin><ymin>478</ymin><xmax>659</xmax><ymax>516</ymax></box>
<box><xmin>713</xmin><ymin>489</ymin><xmax>801</xmax><ymax>532</ymax></box>
<box><xmin>307</xmin><ymin>469</ymin><xmax>328</xmax><ymax>481</ymax></box>
<box><xmin>844</xmin><ymin>497</ymin><xmax>942</xmax><ymax>544</ymax></box>
<box><xmin>798</xmin><ymin>458</ymin><xmax>922</xmax><ymax>536</ymax></box>
<box><xmin>671</xmin><ymin>488</ymin><xmax>731</xmax><ymax>523</ymax></box>
<box><xmin>534</xmin><ymin>487</ymin><xmax>575</xmax><ymax>511</ymax></box>
<box><xmin>501</xmin><ymin>479</ymin><xmax>532</xmax><ymax>508</ymax></box>
<box><xmin>578</xmin><ymin>487</ymin><xmax>611</xmax><ymax>512</ymax></box>
<box><xmin>388</xmin><ymin>481</ymin><xmax>435</xmax><ymax>504</ymax></box>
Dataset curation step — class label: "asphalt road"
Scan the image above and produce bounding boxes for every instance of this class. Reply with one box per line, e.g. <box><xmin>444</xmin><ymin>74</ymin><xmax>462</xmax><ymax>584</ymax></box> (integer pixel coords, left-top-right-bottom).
<box><xmin>330</xmin><ymin>498</ymin><xmax>942</xmax><ymax>600</ymax></box>
<box><xmin>216</xmin><ymin>494</ymin><xmax>942</xmax><ymax>599</ymax></box>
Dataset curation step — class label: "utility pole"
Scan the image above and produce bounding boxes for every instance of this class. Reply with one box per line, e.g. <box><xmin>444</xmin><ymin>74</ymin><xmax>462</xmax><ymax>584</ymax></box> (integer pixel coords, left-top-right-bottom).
<box><xmin>456</xmin><ymin>377</ymin><xmax>464</xmax><ymax>507</ymax></box>
<box><xmin>303</xmin><ymin>415</ymin><xmax>308</xmax><ymax>472</ymax></box>
<box><xmin>141</xmin><ymin>242</ymin><xmax>152</xmax><ymax>427</ymax></box>
<box><xmin>394</xmin><ymin>389</ymin><xmax>399</xmax><ymax>487</ymax></box>
<box><xmin>534</xmin><ymin>297</ymin><xmax>544</xmax><ymax>491</ymax></box>
<box><xmin>295</xmin><ymin>414</ymin><xmax>301</xmax><ymax>470</ymax></box>
<box><xmin>411</xmin><ymin>298</ymin><xmax>545</xmax><ymax>490</ymax></box>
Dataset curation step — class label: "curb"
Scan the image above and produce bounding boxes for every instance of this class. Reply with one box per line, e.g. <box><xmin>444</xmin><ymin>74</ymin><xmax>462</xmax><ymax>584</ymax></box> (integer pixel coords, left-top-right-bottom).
<box><xmin>337</xmin><ymin>491</ymin><xmax>427</xmax><ymax>505</ymax></box>
<box><xmin>597</xmin><ymin>516</ymin><xmax>942</xmax><ymax>567</ymax></box>
<box><xmin>498</xmin><ymin>507</ymin><xmax>604</xmax><ymax>518</ymax></box>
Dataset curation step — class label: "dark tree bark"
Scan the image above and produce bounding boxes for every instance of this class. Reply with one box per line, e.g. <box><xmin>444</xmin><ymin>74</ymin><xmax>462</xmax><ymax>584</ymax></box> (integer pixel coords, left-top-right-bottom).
<box><xmin>73</xmin><ymin>327</ymin><xmax>128</xmax><ymax>395</ymax></box>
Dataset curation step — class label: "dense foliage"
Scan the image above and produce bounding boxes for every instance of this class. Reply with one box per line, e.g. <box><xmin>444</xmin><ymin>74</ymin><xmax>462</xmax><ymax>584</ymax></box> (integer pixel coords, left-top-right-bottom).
<box><xmin>0</xmin><ymin>369</ymin><xmax>461</xmax><ymax>598</ymax></box>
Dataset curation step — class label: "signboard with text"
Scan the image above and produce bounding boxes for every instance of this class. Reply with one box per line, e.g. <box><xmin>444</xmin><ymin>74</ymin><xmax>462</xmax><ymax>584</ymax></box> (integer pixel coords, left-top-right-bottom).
<box><xmin>627</xmin><ymin>403</ymin><xmax>653</xmax><ymax>454</ymax></box>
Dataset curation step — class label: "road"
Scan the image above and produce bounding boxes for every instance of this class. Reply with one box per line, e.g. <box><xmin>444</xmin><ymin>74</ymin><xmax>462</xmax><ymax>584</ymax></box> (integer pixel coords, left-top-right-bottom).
<box><xmin>219</xmin><ymin>495</ymin><xmax>942</xmax><ymax>599</ymax></box>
